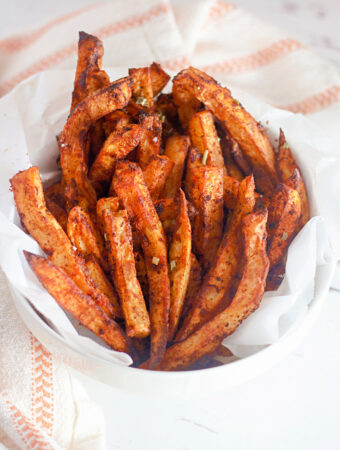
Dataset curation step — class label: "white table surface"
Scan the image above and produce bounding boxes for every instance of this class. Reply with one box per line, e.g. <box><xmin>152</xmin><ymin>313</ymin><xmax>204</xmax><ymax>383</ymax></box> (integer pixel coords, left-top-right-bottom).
<box><xmin>1</xmin><ymin>1</ymin><xmax>339</xmax><ymax>449</ymax></box>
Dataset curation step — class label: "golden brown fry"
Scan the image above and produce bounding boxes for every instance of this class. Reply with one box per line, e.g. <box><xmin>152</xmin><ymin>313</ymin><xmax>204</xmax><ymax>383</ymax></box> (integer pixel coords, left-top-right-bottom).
<box><xmin>143</xmin><ymin>155</ymin><xmax>174</xmax><ymax>201</ymax></box>
<box><xmin>155</xmin><ymin>93</ymin><xmax>178</xmax><ymax>123</ymax></box>
<box><xmin>44</xmin><ymin>181</ymin><xmax>67</xmax><ymax>231</ymax></box>
<box><xmin>277</xmin><ymin>130</ymin><xmax>310</xmax><ymax>227</ymax></box>
<box><xmin>84</xmin><ymin>254</ymin><xmax>123</xmax><ymax>318</ymax></box>
<box><xmin>223</xmin><ymin>175</ymin><xmax>239</xmax><ymax>210</ymax></box>
<box><xmin>71</xmin><ymin>31</ymin><xmax>110</xmax><ymax>111</ymax></box>
<box><xmin>230</xmin><ymin>139</ymin><xmax>252</xmax><ymax>175</ymax></box>
<box><xmin>96</xmin><ymin>196</ymin><xmax>120</xmax><ymax>230</ymax></box>
<box><xmin>134</xmin><ymin>249</ymin><xmax>149</xmax><ymax>301</ymax></box>
<box><xmin>67</xmin><ymin>206</ymin><xmax>108</xmax><ymax>272</ymax></box>
<box><xmin>154</xmin><ymin>197</ymin><xmax>178</xmax><ymax>236</ymax></box>
<box><xmin>89</xmin><ymin>124</ymin><xmax>142</xmax><ymax>191</ymax></box>
<box><xmin>173</xmin><ymin>78</ymin><xmax>202</xmax><ymax>130</ymax></box>
<box><xmin>153</xmin><ymin>209</ymin><xmax>269</xmax><ymax>371</ymax></box>
<box><xmin>188</xmin><ymin>110</ymin><xmax>225</xmax><ymax>170</ymax></box>
<box><xmin>267</xmin><ymin>183</ymin><xmax>301</xmax><ymax>267</ymax></box>
<box><xmin>137</xmin><ymin>113</ymin><xmax>162</xmax><ymax>170</ymax></box>
<box><xmin>181</xmin><ymin>253</ymin><xmax>203</xmax><ymax>320</ymax></box>
<box><xmin>129</xmin><ymin>67</ymin><xmax>154</xmax><ymax>111</ymax></box>
<box><xmin>161</xmin><ymin>135</ymin><xmax>190</xmax><ymax>199</ymax></box>
<box><xmin>25</xmin><ymin>251</ymin><xmax>135</xmax><ymax>357</ymax></box>
<box><xmin>265</xmin><ymin>259</ymin><xmax>285</xmax><ymax>291</ymax></box>
<box><xmin>113</xmin><ymin>161</ymin><xmax>170</xmax><ymax>367</ymax></box>
<box><xmin>149</xmin><ymin>62</ymin><xmax>170</xmax><ymax>96</ymax></box>
<box><xmin>176</xmin><ymin>175</ymin><xmax>255</xmax><ymax>342</ymax></box>
<box><xmin>190</xmin><ymin>166</ymin><xmax>224</xmax><ymax>270</ymax></box>
<box><xmin>168</xmin><ymin>190</ymin><xmax>192</xmax><ymax>341</ymax></box>
<box><xmin>220</xmin><ymin>133</ymin><xmax>244</xmax><ymax>181</ymax></box>
<box><xmin>184</xmin><ymin>146</ymin><xmax>204</xmax><ymax>198</ymax></box>
<box><xmin>103</xmin><ymin>209</ymin><xmax>151</xmax><ymax>338</ymax></box>
<box><xmin>60</xmin><ymin>77</ymin><xmax>132</xmax><ymax>214</ymax></box>
<box><xmin>103</xmin><ymin>110</ymin><xmax>131</xmax><ymax>137</ymax></box>
<box><xmin>173</xmin><ymin>67</ymin><xmax>278</xmax><ymax>194</ymax></box>
<box><xmin>11</xmin><ymin>167</ymin><xmax>115</xmax><ymax>318</ymax></box>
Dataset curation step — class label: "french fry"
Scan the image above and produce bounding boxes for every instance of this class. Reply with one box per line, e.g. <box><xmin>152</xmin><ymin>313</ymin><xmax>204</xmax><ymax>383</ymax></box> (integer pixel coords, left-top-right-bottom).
<box><xmin>113</xmin><ymin>161</ymin><xmax>170</xmax><ymax>367</ymax></box>
<box><xmin>103</xmin><ymin>209</ymin><xmax>151</xmax><ymax>338</ymax></box>
<box><xmin>230</xmin><ymin>139</ymin><xmax>252</xmax><ymax>175</ymax></box>
<box><xmin>60</xmin><ymin>77</ymin><xmax>132</xmax><ymax>214</ymax></box>
<box><xmin>129</xmin><ymin>67</ymin><xmax>154</xmax><ymax>111</ymax></box>
<box><xmin>137</xmin><ymin>113</ymin><xmax>162</xmax><ymax>169</ymax></box>
<box><xmin>189</xmin><ymin>166</ymin><xmax>224</xmax><ymax>270</ymax></box>
<box><xmin>181</xmin><ymin>253</ymin><xmax>203</xmax><ymax>320</ymax></box>
<box><xmin>267</xmin><ymin>183</ymin><xmax>301</xmax><ymax>267</ymax></box>
<box><xmin>154</xmin><ymin>197</ymin><xmax>178</xmax><ymax>236</ymax></box>
<box><xmin>153</xmin><ymin>209</ymin><xmax>269</xmax><ymax>371</ymax></box>
<box><xmin>143</xmin><ymin>155</ymin><xmax>174</xmax><ymax>201</ymax></box>
<box><xmin>223</xmin><ymin>175</ymin><xmax>239</xmax><ymax>210</ymax></box>
<box><xmin>103</xmin><ymin>110</ymin><xmax>131</xmax><ymax>137</ymax></box>
<box><xmin>161</xmin><ymin>135</ymin><xmax>190</xmax><ymax>199</ymax></box>
<box><xmin>176</xmin><ymin>175</ymin><xmax>255</xmax><ymax>342</ymax></box>
<box><xmin>89</xmin><ymin>124</ymin><xmax>142</xmax><ymax>191</ymax></box>
<box><xmin>149</xmin><ymin>62</ymin><xmax>170</xmax><ymax>96</ymax></box>
<box><xmin>188</xmin><ymin>110</ymin><xmax>225</xmax><ymax>171</ymax></box>
<box><xmin>70</xmin><ymin>31</ymin><xmax>110</xmax><ymax>111</ymax></box>
<box><xmin>84</xmin><ymin>254</ymin><xmax>123</xmax><ymax>318</ymax></box>
<box><xmin>11</xmin><ymin>167</ymin><xmax>116</xmax><ymax>318</ymax></box>
<box><xmin>44</xmin><ymin>181</ymin><xmax>67</xmax><ymax>231</ymax></box>
<box><xmin>155</xmin><ymin>93</ymin><xmax>178</xmax><ymax>123</ymax></box>
<box><xmin>265</xmin><ymin>259</ymin><xmax>285</xmax><ymax>291</ymax></box>
<box><xmin>173</xmin><ymin>79</ymin><xmax>202</xmax><ymax>130</ymax></box>
<box><xmin>25</xmin><ymin>251</ymin><xmax>136</xmax><ymax>357</ymax></box>
<box><xmin>134</xmin><ymin>250</ymin><xmax>149</xmax><ymax>301</ymax></box>
<box><xmin>220</xmin><ymin>132</ymin><xmax>244</xmax><ymax>181</ymax></box>
<box><xmin>67</xmin><ymin>206</ymin><xmax>108</xmax><ymax>272</ymax></box>
<box><xmin>277</xmin><ymin>130</ymin><xmax>310</xmax><ymax>227</ymax></box>
<box><xmin>168</xmin><ymin>190</ymin><xmax>192</xmax><ymax>341</ymax></box>
<box><xmin>173</xmin><ymin>67</ymin><xmax>278</xmax><ymax>194</ymax></box>
<box><xmin>184</xmin><ymin>146</ymin><xmax>204</xmax><ymax>197</ymax></box>
<box><xmin>96</xmin><ymin>197</ymin><xmax>121</xmax><ymax>231</ymax></box>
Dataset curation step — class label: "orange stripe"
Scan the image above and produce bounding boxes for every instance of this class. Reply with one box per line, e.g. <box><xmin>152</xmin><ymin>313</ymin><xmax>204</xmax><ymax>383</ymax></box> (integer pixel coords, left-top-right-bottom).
<box><xmin>208</xmin><ymin>0</ymin><xmax>236</xmax><ymax>21</ymax></box>
<box><xmin>162</xmin><ymin>55</ymin><xmax>190</xmax><ymax>71</ymax></box>
<box><xmin>0</xmin><ymin>3</ymin><xmax>170</xmax><ymax>96</ymax></box>
<box><xmin>0</xmin><ymin>4</ymin><xmax>97</xmax><ymax>52</ymax></box>
<box><xmin>279</xmin><ymin>85</ymin><xmax>340</xmax><ymax>114</ymax></box>
<box><xmin>201</xmin><ymin>38</ymin><xmax>303</xmax><ymax>74</ymax></box>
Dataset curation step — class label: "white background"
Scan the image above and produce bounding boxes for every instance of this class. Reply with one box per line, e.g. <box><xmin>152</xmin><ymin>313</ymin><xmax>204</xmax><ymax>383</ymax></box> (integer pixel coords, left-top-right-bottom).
<box><xmin>1</xmin><ymin>1</ymin><xmax>340</xmax><ymax>449</ymax></box>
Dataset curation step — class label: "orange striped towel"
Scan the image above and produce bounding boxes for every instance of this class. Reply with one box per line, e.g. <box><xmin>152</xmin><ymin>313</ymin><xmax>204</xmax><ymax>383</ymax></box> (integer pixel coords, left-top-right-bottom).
<box><xmin>1</xmin><ymin>0</ymin><xmax>340</xmax><ymax>448</ymax></box>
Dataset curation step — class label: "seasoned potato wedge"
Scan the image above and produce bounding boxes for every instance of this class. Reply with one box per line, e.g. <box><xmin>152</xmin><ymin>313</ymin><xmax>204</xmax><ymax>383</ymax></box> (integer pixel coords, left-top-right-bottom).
<box><xmin>223</xmin><ymin>175</ymin><xmax>240</xmax><ymax>210</ymax></box>
<box><xmin>189</xmin><ymin>166</ymin><xmax>224</xmax><ymax>270</ymax></box>
<box><xmin>84</xmin><ymin>254</ymin><xmax>123</xmax><ymax>318</ymax></box>
<box><xmin>188</xmin><ymin>110</ymin><xmax>225</xmax><ymax>171</ymax></box>
<box><xmin>96</xmin><ymin>196</ymin><xmax>121</xmax><ymax>231</ymax></box>
<box><xmin>44</xmin><ymin>181</ymin><xmax>67</xmax><ymax>231</ymax></box>
<box><xmin>129</xmin><ymin>67</ymin><xmax>154</xmax><ymax>111</ymax></box>
<box><xmin>134</xmin><ymin>249</ymin><xmax>149</xmax><ymax>301</ymax></box>
<box><xmin>265</xmin><ymin>259</ymin><xmax>285</xmax><ymax>291</ymax></box>
<box><xmin>149</xmin><ymin>62</ymin><xmax>170</xmax><ymax>96</ymax></box>
<box><xmin>173</xmin><ymin>67</ymin><xmax>278</xmax><ymax>194</ymax></box>
<box><xmin>60</xmin><ymin>77</ymin><xmax>132</xmax><ymax>214</ymax></box>
<box><xmin>277</xmin><ymin>130</ymin><xmax>310</xmax><ymax>227</ymax></box>
<box><xmin>176</xmin><ymin>175</ymin><xmax>255</xmax><ymax>342</ymax></box>
<box><xmin>184</xmin><ymin>146</ymin><xmax>204</xmax><ymax>197</ymax></box>
<box><xmin>11</xmin><ymin>167</ymin><xmax>116</xmax><ymax>318</ymax></box>
<box><xmin>89</xmin><ymin>124</ymin><xmax>142</xmax><ymax>191</ymax></box>
<box><xmin>173</xmin><ymin>78</ymin><xmax>202</xmax><ymax>130</ymax></box>
<box><xmin>181</xmin><ymin>253</ymin><xmax>203</xmax><ymax>320</ymax></box>
<box><xmin>160</xmin><ymin>134</ymin><xmax>190</xmax><ymax>199</ymax></box>
<box><xmin>103</xmin><ymin>209</ymin><xmax>151</xmax><ymax>338</ymax></box>
<box><xmin>267</xmin><ymin>183</ymin><xmax>301</xmax><ymax>267</ymax></box>
<box><xmin>137</xmin><ymin>113</ymin><xmax>162</xmax><ymax>169</ymax></box>
<box><xmin>143</xmin><ymin>155</ymin><xmax>174</xmax><ymax>201</ymax></box>
<box><xmin>67</xmin><ymin>205</ymin><xmax>108</xmax><ymax>272</ymax></box>
<box><xmin>103</xmin><ymin>110</ymin><xmax>131</xmax><ymax>137</ymax></box>
<box><xmin>113</xmin><ymin>161</ymin><xmax>170</xmax><ymax>367</ymax></box>
<box><xmin>25</xmin><ymin>251</ymin><xmax>135</xmax><ymax>357</ymax></box>
<box><xmin>230</xmin><ymin>139</ymin><xmax>252</xmax><ymax>175</ymax></box>
<box><xmin>149</xmin><ymin>209</ymin><xmax>269</xmax><ymax>371</ymax></box>
<box><xmin>220</xmin><ymin>132</ymin><xmax>244</xmax><ymax>181</ymax></box>
<box><xmin>168</xmin><ymin>190</ymin><xmax>192</xmax><ymax>341</ymax></box>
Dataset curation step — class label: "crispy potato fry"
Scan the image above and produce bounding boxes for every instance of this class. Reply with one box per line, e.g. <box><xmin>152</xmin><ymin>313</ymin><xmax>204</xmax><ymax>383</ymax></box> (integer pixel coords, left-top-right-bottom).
<box><xmin>104</xmin><ymin>209</ymin><xmax>151</xmax><ymax>338</ymax></box>
<box><xmin>173</xmin><ymin>78</ymin><xmax>202</xmax><ymax>130</ymax></box>
<box><xmin>25</xmin><ymin>251</ymin><xmax>136</xmax><ymax>357</ymax></box>
<box><xmin>181</xmin><ymin>253</ymin><xmax>203</xmax><ymax>320</ymax></box>
<box><xmin>155</xmin><ymin>93</ymin><xmax>178</xmax><ymax>123</ymax></box>
<box><xmin>143</xmin><ymin>155</ymin><xmax>174</xmax><ymax>201</ymax></box>
<box><xmin>173</xmin><ymin>67</ymin><xmax>278</xmax><ymax>194</ymax></box>
<box><xmin>220</xmin><ymin>132</ymin><xmax>244</xmax><ymax>181</ymax></box>
<box><xmin>223</xmin><ymin>175</ymin><xmax>239</xmax><ymax>210</ymax></box>
<box><xmin>103</xmin><ymin>110</ymin><xmax>131</xmax><ymax>137</ymax></box>
<box><xmin>84</xmin><ymin>254</ymin><xmax>123</xmax><ymax>318</ymax></box>
<box><xmin>153</xmin><ymin>209</ymin><xmax>269</xmax><ymax>371</ymax></box>
<box><xmin>89</xmin><ymin>124</ymin><xmax>142</xmax><ymax>191</ymax></box>
<box><xmin>113</xmin><ymin>161</ymin><xmax>170</xmax><ymax>367</ymax></box>
<box><xmin>44</xmin><ymin>181</ymin><xmax>67</xmax><ymax>231</ymax></box>
<box><xmin>176</xmin><ymin>175</ymin><xmax>255</xmax><ymax>342</ymax></box>
<box><xmin>265</xmin><ymin>259</ymin><xmax>285</xmax><ymax>291</ymax></box>
<box><xmin>267</xmin><ymin>183</ymin><xmax>301</xmax><ymax>267</ymax></box>
<box><xmin>161</xmin><ymin>135</ymin><xmax>190</xmax><ymax>199</ymax></box>
<box><xmin>230</xmin><ymin>139</ymin><xmax>252</xmax><ymax>175</ymax></box>
<box><xmin>67</xmin><ymin>205</ymin><xmax>108</xmax><ymax>272</ymax></box>
<box><xmin>129</xmin><ymin>67</ymin><xmax>154</xmax><ymax>111</ymax></box>
<box><xmin>96</xmin><ymin>196</ymin><xmax>121</xmax><ymax>230</ymax></box>
<box><xmin>137</xmin><ymin>113</ymin><xmax>162</xmax><ymax>169</ymax></box>
<box><xmin>154</xmin><ymin>197</ymin><xmax>178</xmax><ymax>236</ymax></box>
<box><xmin>11</xmin><ymin>167</ymin><xmax>116</xmax><ymax>318</ymax></box>
<box><xmin>277</xmin><ymin>130</ymin><xmax>310</xmax><ymax>227</ymax></box>
<box><xmin>149</xmin><ymin>62</ymin><xmax>170</xmax><ymax>96</ymax></box>
<box><xmin>168</xmin><ymin>190</ymin><xmax>192</xmax><ymax>341</ymax></box>
<box><xmin>189</xmin><ymin>166</ymin><xmax>224</xmax><ymax>270</ymax></box>
<box><xmin>188</xmin><ymin>110</ymin><xmax>225</xmax><ymax>171</ymax></box>
<box><xmin>134</xmin><ymin>250</ymin><xmax>149</xmax><ymax>301</ymax></box>
<box><xmin>184</xmin><ymin>146</ymin><xmax>204</xmax><ymax>197</ymax></box>
<box><xmin>71</xmin><ymin>31</ymin><xmax>110</xmax><ymax>112</ymax></box>
<box><xmin>60</xmin><ymin>77</ymin><xmax>132</xmax><ymax>214</ymax></box>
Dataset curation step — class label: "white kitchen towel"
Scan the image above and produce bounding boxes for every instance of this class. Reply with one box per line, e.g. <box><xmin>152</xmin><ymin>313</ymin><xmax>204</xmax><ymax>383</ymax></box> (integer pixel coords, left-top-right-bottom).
<box><xmin>1</xmin><ymin>0</ymin><xmax>340</xmax><ymax>448</ymax></box>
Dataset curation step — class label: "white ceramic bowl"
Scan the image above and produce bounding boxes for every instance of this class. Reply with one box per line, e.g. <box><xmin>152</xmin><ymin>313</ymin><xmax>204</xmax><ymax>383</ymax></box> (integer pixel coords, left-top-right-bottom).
<box><xmin>11</xmin><ymin>261</ymin><xmax>334</xmax><ymax>399</ymax></box>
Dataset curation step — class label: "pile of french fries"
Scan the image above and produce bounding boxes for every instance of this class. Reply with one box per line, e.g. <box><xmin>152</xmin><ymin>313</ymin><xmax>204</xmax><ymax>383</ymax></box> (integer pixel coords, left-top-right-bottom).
<box><xmin>10</xmin><ymin>32</ymin><xmax>309</xmax><ymax>371</ymax></box>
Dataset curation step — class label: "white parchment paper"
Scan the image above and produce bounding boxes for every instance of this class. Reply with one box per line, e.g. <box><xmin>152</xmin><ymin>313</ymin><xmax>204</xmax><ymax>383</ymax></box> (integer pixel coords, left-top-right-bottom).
<box><xmin>0</xmin><ymin>70</ymin><xmax>339</xmax><ymax>364</ymax></box>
